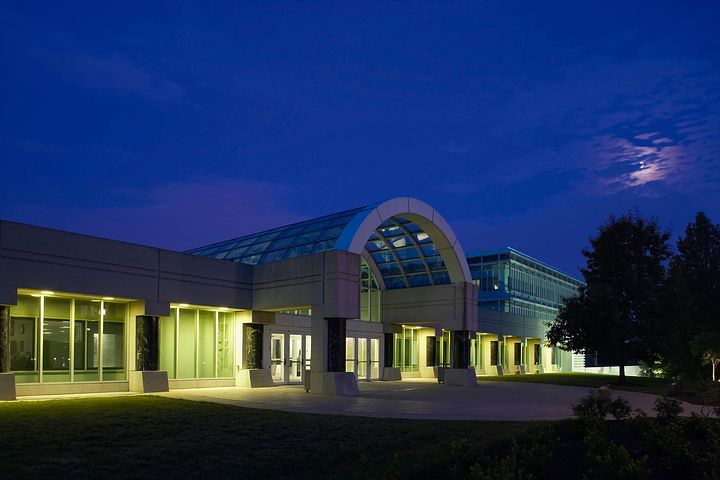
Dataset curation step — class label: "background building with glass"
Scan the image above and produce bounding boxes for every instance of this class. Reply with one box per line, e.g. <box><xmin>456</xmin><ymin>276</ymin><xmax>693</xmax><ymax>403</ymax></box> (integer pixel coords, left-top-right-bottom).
<box><xmin>0</xmin><ymin>197</ymin><xmax>582</xmax><ymax>400</ymax></box>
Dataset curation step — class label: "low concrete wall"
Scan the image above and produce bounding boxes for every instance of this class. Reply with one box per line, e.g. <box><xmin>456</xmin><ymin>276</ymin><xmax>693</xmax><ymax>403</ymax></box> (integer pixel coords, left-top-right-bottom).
<box><xmin>17</xmin><ymin>381</ymin><xmax>129</xmax><ymax>397</ymax></box>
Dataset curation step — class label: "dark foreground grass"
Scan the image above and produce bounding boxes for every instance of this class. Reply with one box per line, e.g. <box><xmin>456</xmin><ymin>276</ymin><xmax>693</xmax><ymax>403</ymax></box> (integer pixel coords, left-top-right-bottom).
<box><xmin>478</xmin><ymin>372</ymin><xmax>671</xmax><ymax>395</ymax></box>
<box><xmin>0</xmin><ymin>396</ymin><xmax>533</xmax><ymax>479</ymax></box>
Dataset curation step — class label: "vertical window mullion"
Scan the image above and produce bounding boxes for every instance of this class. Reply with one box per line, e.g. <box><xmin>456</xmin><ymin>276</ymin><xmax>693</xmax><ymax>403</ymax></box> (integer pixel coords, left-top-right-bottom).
<box><xmin>39</xmin><ymin>296</ymin><xmax>44</xmax><ymax>384</ymax></box>
<box><xmin>99</xmin><ymin>301</ymin><xmax>104</xmax><ymax>382</ymax></box>
<box><xmin>69</xmin><ymin>299</ymin><xmax>75</xmax><ymax>383</ymax></box>
<box><xmin>214</xmin><ymin>311</ymin><xmax>219</xmax><ymax>378</ymax></box>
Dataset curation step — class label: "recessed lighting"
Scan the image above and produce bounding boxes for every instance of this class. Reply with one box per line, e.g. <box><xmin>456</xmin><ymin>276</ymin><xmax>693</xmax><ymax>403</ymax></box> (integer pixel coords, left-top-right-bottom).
<box><xmin>41</xmin><ymin>291</ymin><xmax>55</xmax><ymax>295</ymax></box>
<box><xmin>178</xmin><ymin>303</ymin><xmax>190</xmax><ymax>307</ymax></box>
<box><xmin>31</xmin><ymin>294</ymin><xmax>41</xmax><ymax>298</ymax></box>
<box><xmin>102</xmin><ymin>297</ymin><xmax>115</xmax><ymax>301</ymax></box>
<box><xmin>91</xmin><ymin>299</ymin><xmax>101</xmax><ymax>303</ymax></box>
<box><xmin>219</xmin><ymin>307</ymin><xmax>228</xmax><ymax>311</ymax></box>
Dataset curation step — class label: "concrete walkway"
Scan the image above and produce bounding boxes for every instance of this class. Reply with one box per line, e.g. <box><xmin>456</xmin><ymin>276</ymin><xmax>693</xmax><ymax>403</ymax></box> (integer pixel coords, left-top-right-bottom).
<box><xmin>157</xmin><ymin>378</ymin><xmax>705</xmax><ymax>421</ymax></box>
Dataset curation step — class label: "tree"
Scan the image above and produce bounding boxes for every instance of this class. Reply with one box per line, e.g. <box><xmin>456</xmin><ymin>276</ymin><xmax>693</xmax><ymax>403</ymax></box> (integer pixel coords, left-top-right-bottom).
<box><xmin>547</xmin><ymin>211</ymin><xmax>671</xmax><ymax>383</ymax></box>
<box><xmin>691</xmin><ymin>331</ymin><xmax>720</xmax><ymax>382</ymax></box>
<box><xmin>661</xmin><ymin>212</ymin><xmax>720</xmax><ymax>378</ymax></box>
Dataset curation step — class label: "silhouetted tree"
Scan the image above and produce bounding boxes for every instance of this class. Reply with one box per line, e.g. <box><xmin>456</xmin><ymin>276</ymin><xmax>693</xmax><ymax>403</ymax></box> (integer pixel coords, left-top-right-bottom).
<box><xmin>661</xmin><ymin>212</ymin><xmax>720</xmax><ymax>379</ymax></box>
<box><xmin>547</xmin><ymin>211</ymin><xmax>671</xmax><ymax>383</ymax></box>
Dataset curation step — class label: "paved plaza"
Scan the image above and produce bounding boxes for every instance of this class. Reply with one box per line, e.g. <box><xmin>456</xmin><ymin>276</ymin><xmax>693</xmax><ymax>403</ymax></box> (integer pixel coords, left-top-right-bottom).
<box><xmin>155</xmin><ymin>378</ymin><xmax>704</xmax><ymax>421</ymax></box>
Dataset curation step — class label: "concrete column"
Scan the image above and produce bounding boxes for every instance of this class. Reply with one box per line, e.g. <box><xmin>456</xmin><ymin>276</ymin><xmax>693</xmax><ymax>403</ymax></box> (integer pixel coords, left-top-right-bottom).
<box><xmin>135</xmin><ymin>315</ymin><xmax>159</xmax><ymax>371</ymax></box>
<box><xmin>0</xmin><ymin>305</ymin><xmax>15</xmax><ymax>401</ymax></box>
<box><xmin>426</xmin><ymin>335</ymin><xmax>436</xmax><ymax>367</ymax></box>
<box><xmin>326</xmin><ymin>318</ymin><xmax>346</xmax><ymax>372</ymax></box>
<box><xmin>309</xmin><ymin>311</ymin><xmax>358</xmax><ymax>395</ymax></box>
<box><xmin>382</xmin><ymin>332</ymin><xmax>401</xmax><ymax>381</ymax></box>
<box><xmin>0</xmin><ymin>306</ymin><xmax>10</xmax><ymax>373</ymax></box>
<box><xmin>444</xmin><ymin>330</ymin><xmax>476</xmax><ymax>386</ymax></box>
<box><xmin>384</xmin><ymin>332</ymin><xmax>395</xmax><ymax>367</ymax></box>
<box><xmin>244</xmin><ymin>324</ymin><xmax>263</xmax><ymax>369</ymax></box>
<box><xmin>235</xmin><ymin>322</ymin><xmax>273</xmax><ymax>388</ymax></box>
<box><xmin>452</xmin><ymin>330</ymin><xmax>470</xmax><ymax>369</ymax></box>
<box><xmin>129</xmin><ymin>314</ymin><xmax>168</xmax><ymax>394</ymax></box>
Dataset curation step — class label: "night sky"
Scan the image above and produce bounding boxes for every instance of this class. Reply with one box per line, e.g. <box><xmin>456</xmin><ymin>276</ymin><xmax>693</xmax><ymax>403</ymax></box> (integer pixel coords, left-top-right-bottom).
<box><xmin>1</xmin><ymin>2</ymin><xmax>719</xmax><ymax>277</ymax></box>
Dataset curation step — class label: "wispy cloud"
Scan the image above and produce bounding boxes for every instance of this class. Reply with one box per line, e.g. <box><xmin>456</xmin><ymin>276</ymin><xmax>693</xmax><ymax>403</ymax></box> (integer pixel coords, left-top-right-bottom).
<box><xmin>51</xmin><ymin>53</ymin><xmax>183</xmax><ymax>101</ymax></box>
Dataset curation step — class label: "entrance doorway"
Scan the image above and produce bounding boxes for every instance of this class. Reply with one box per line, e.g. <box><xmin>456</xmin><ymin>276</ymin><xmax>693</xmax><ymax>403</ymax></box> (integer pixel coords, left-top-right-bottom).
<box><xmin>270</xmin><ymin>332</ymin><xmax>311</xmax><ymax>384</ymax></box>
<box><xmin>346</xmin><ymin>336</ymin><xmax>380</xmax><ymax>381</ymax></box>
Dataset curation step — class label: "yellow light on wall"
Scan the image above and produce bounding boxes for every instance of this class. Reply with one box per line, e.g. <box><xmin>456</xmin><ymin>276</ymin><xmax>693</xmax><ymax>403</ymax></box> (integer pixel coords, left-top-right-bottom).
<box><xmin>102</xmin><ymin>297</ymin><xmax>115</xmax><ymax>301</ymax></box>
<box><xmin>178</xmin><ymin>303</ymin><xmax>190</xmax><ymax>307</ymax></box>
<box><xmin>40</xmin><ymin>290</ymin><xmax>55</xmax><ymax>295</ymax></box>
<box><xmin>219</xmin><ymin>307</ymin><xmax>228</xmax><ymax>311</ymax></box>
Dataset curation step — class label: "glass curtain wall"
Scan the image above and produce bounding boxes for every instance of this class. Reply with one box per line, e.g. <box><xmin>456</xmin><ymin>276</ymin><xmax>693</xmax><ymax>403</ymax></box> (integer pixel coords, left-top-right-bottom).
<box><xmin>159</xmin><ymin>306</ymin><xmax>235</xmax><ymax>379</ymax></box>
<box><xmin>9</xmin><ymin>293</ymin><xmax>127</xmax><ymax>384</ymax></box>
<box><xmin>393</xmin><ymin>327</ymin><xmax>419</xmax><ymax>372</ymax></box>
<box><xmin>359</xmin><ymin>259</ymin><xmax>381</xmax><ymax>322</ymax></box>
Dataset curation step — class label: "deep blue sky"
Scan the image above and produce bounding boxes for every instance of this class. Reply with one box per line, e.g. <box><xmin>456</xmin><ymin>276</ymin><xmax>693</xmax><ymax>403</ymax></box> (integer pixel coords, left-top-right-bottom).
<box><xmin>1</xmin><ymin>1</ymin><xmax>719</xmax><ymax>276</ymax></box>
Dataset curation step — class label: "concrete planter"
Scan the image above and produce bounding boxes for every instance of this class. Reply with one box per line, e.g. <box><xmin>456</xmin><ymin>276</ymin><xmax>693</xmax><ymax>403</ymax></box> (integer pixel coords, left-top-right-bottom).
<box><xmin>129</xmin><ymin>371</ymin><xmax>169</xmax><ymax>393</ymax></box>
<box><xmin>0</xmin><ymin>373</ymin><xmax>16</xmax><ymax>401</ymax></box>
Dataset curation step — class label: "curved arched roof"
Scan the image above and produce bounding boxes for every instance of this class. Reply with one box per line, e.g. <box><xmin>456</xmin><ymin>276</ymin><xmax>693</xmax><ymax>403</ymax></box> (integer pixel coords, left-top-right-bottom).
<box><xmin>187</xmin><ymin>197</ymin><xmax>471</xmax><ymax>289</ymax></box>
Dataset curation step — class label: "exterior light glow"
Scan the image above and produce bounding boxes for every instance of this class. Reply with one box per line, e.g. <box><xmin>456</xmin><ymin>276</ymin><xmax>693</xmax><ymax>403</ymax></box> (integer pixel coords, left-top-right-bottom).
<box><xmin>219</xmin><ymin>307</ymin><xmax>228</xmax><ymax>311</ymax></box>
<box><xmin>41</xmin><ymin>290</ymin><xmax>55</xmax><ymax>295</ymax></box>
<box><xmin>31</xmin><ymin>294</ymin><xmax>41</xmax><ymax>298</ymax></box>
<box><xmin>102</xmin><ymin>297</ymin><xmax>115</xmax><ymax>301</ymax></box>
<box><xmin>178</xmin><ymin>303</ymin><xmax>190</xmax><ymax>307</ymax></box>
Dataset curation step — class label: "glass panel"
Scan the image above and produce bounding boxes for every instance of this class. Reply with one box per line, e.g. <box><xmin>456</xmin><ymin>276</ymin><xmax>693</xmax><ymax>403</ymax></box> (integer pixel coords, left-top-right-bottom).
<box><xmin>270</xmin><ymin>333</ymin><xmax>284</xmax><ymax>383</ymax></box>
<box><xmin>394</xmin><ymin>246</ymin><xmax>421</xmax><ymax>260</ymax></box>
<box><xmin>407</xmin><ymin>273</ymin><xmax>432</xmax><ymax>287</ymax></box>
<box><xmin>289</xmin><ymin>334</ymin><xmax>303</xmax><ymax>383</ymax></box>
<box><xmin>177</xmin><ymin>309</ymin><xmax>197</xmax><ymax>379</ymax></box>
<box><xmin>304</xmin><ymin>335</ymin><xmax>312</xmax><ymax>371</ymax></box>
<box><xmin>217</xmin><ymin>312</ymin><xmax>234</xmax><ymax>377</ymax></box>
<box><xmin>103</xmin><ymin>302</ymin><xmax>126</xmax><ymax>380</ymax></box>
<box><xmin>159</xmin><ymin>310</ymin><xmax>177</xmax><ymax>379</ymax></box>
<box><xmin>43</xmin><ymin>297</ymin><xmax>72</xmax><ymax>383</ymax></box>
<box><xmin>9</xmin><ymin>294</ymin><xmax>40</xmax><ymax>383</ymax></box>
<box><xmin>74</xmin><ymin>299</ymin><xmax>101</xmax><ymax>381</ymax></box>
<box><xmin>345</xmin><ymin>337</ymin><xmax>355</xmax><ymax>373</ymax></box>
<box><xmin>198</xmin><ymin>310</ymin><xmax>216</xmax><ymax>378</ymax></box>
<box><xmin>357</xmin><ymin>338</ymin><xmax>368</xmax><ymax>380</ymax></box>
<box><xmin>370</xmin><ymin>338</ymin><xmax>380</xmax><ymax>379</ymax></box>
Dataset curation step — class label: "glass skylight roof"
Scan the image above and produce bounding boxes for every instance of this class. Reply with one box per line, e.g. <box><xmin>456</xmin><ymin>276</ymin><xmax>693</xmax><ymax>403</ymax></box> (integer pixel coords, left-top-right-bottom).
<box><xmin>186</xmin><ymin>207</ymin><xmax>452</xmax><ymax>290</ymax></box>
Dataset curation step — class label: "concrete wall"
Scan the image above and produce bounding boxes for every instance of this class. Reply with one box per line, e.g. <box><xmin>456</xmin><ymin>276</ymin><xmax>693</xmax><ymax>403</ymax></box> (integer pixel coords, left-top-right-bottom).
<box><xmin>476</xmin><ymin>307</ymin><xmax>545</xmax><ymax>339</ymax></box>
<box><xmin>252</xmin><ymin>250</ymin><xmax>360</xmax><ymax>319</ymax></box>
<box><xmin>0</xmin><ymin>220</ymin><xmax>253</xmax><ymax>313</ymax></box>
<box><xmin>382</xmin><ymin>282</ymin><xmax>477</xmax><ymax>331</ymax></box>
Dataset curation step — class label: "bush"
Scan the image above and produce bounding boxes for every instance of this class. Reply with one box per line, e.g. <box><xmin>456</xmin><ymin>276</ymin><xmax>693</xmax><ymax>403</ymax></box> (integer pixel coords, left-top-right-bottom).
<box><xmin>573</xmin><ymin>389</ymin><xmax>632</xmax><ymax>420</ymax></box>
<box><xmin>583</xmin><ymin>428</ymin><xmax>649</xmax><ymax>479</ymax></box>
<box><xmin>654</xmin><ymin>395</ymin><xmax>683</xmax><ymax>421</ymax></box>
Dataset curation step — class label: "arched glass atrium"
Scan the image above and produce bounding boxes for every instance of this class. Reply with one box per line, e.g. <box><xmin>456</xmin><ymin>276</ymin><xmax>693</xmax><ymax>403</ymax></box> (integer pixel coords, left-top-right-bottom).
<box><xmin>187</xmin><ymin>205</ymin><xmax>454</xmax><ymax>290</ymax></box>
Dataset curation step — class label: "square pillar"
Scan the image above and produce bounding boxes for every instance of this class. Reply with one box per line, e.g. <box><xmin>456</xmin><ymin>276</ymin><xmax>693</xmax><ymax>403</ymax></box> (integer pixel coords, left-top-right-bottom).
<box><xmin>444</xmin><ymin>330</ymin><xmax>476</xmax><ymax>386</ymax></box>
<box><xmin>0</xmin><ymin>305</ymin><xmax>16</xmax><ymax>401</ymax></box>
<box><xmin>236</xmin><ymin>322</ymin><xmax>273</xmax><ymax>388</ymax></box>
<box><xmin>382</xmin><ymin>332</ymin><xmax>401</xmax><ymax>381</ymax></box>
<box><xmin>310</xmin><ymin>309</ymin><xmax>358</xmax><ymax>395</ymax></box>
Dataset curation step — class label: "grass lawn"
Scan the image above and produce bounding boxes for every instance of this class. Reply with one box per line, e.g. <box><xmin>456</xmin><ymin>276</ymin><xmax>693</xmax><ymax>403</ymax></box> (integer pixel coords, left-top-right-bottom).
<box><xmin>0</xmin><ymin>396</ymin><xmax>535</xmax><ymax>479</ymax></box>
<box><xmin>477</xmin><ymin>372</ymin><xmax>672</xmax><ymax>395</ymax></box>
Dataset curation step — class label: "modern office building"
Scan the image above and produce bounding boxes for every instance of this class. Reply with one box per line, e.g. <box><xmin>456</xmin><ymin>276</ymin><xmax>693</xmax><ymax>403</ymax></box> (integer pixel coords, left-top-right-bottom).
<box><xmin>0</xmin><ymin>197</ymin><xmax>581</xmax><ymax>400</ymax></box>
<box><xmin>466</xmin><ymin>248</ymin><xmax>584</xmax><ymax>375</ymax></box>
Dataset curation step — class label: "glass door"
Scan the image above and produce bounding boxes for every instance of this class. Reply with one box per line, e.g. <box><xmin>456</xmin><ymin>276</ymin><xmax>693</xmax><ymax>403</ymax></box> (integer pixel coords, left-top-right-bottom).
<box><xmin>357</xmin><ymin>338</ymin><xmax>368</xmax><ymax>380</ymax></box>
<box><xmin>288</xmin><ymin>334</ymin><xmax>303</xmax><ymax>383</ymax></box>
<box><xmin>270</xmin><ymin>333</ymin><xmax>285</xmax><ymax>383</ymax></box>
<box><xmin>370</xmin><ymin>338</ymin><xmax>380</xmax><ymax>379</ymax></box>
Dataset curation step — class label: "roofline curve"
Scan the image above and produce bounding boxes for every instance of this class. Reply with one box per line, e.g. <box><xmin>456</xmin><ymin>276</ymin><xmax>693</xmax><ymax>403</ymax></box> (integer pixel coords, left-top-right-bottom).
<box><xmin>335</xmin><ymin>197</ymin><xmax>472</xmax><ymax>284</ymax></box>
